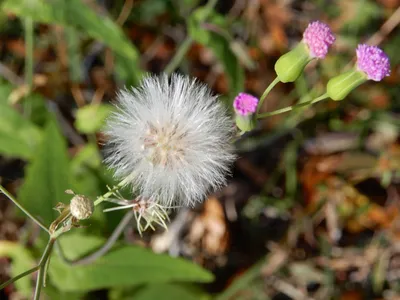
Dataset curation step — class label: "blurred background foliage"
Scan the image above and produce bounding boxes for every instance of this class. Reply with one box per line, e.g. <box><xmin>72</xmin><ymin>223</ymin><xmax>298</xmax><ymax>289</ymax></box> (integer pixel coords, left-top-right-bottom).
<box><xmin>0</xmin><ymin>0</ymin><xmax>399</xmax><ymax>299</ymax></box>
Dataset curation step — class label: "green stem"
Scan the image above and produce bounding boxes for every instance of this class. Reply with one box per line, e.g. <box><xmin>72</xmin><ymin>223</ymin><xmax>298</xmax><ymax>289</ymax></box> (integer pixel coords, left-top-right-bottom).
<box><xmin>34</xmin><ymin>239</ymin><xmax>55</xmax><ymax>300</ymax></box>
<box><xmin>0</xmin><ymin>265</ymin><xmax>40</xmax><ymax>290</ymax></box>
<box><xmin>164</xmin><ymin>37</ymin><xmax>193</xmax><ymax>75</ymax></box>
<box><xmin>164</xmin><ymin>0</ymin><xmax>218</xmax><ymax>74</ymax></box>
<box><xmin>257</xmin><ymin>93</ymin><xmax>329</xmax><ymax>119</ymax></box>
<box><xmin>94</xmin><ymin>177</ymin><xmax>131</xmax><ymax>206</ymax></box>
<box><xmin>256</xmin><ymin>77</ymin><xmax>280</xmax><ymax>114</ymax></box>
<box><xmin>24</xmin><ymin>16</ymin><xmax>34</xmax><ymax>116</ymax></box>
<box><xmin>0</xmin><ymin>185</ymin><xmax>49</xmax><ymax>233</ymax></box>
<box><xmin>56</xmin><ymin>210</ymin><xmax>135</xmax><ymax>266</ymax></box>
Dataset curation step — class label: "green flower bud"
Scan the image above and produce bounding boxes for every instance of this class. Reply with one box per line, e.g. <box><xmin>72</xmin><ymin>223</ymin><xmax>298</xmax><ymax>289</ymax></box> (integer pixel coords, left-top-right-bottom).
<box><xmin>327</xmin><ymin>70</ymin><xmax>367</xmax><ymax>101</ymax></box>
<box><xmin>274</xmin><ymin>42</ymin><xmax>312</xmax><ymax>83</ymax></box>
<box><xmin>235</xmin><ymin>115</ymin><xmax>257</xmax><ymax>133</ymax></box>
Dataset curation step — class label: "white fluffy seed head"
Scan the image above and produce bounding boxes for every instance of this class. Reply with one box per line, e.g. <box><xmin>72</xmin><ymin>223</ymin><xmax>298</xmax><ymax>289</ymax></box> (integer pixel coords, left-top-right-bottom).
<box><xmin>104</xmin><ymin>74</ymin><xmax>236</xmax><ymax>207</ymax></box>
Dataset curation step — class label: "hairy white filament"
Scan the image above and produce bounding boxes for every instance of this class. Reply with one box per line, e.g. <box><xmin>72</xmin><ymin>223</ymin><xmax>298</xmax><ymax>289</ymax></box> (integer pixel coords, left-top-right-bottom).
<box><xmin>104</xmin><ymin>74</ymin><xmax>235</xmax><ymax>207</ymax></box>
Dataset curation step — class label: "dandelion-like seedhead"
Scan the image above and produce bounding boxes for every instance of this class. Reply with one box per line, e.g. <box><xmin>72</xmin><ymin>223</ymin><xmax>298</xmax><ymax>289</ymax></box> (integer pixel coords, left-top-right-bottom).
<box><xmin>233</xmin><ymin>93</ymin><xmax>259</xmax><ymax>116</ymax></box>
<box><xmin>303</xmin><ymin>21</ymin><xmax>335</xmax><ymax>59</ymax></box>
<box><xmin>356</xmin><ymin>44</ymin><xmax>390</xmax><ymax>81</ymax></box>
<box><xmin>104</xmin><ymin>74</ymin><xmax>235</xmax><ymax>207</ymax></box>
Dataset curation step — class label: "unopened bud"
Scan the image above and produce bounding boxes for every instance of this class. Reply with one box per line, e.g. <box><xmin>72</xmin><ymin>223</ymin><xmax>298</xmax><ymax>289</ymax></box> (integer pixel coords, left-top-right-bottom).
<box><xmin>70</xmin><ymin>195</ymin><xmax>94</xmax><ymax>220</ymax></box>
<box><xmin>274</xmin><ymin>42</ymin><xmax>311</xmax><ymax>83</ymax></box>
<box><xmin>326</xmin><ymin>70</ymin><xmax>367</xmax><ymax>101</ymax></box>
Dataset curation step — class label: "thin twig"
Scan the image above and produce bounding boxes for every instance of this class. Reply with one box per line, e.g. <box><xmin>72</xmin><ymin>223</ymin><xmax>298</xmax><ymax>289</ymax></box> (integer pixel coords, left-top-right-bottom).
<box><xmin>0</xmin><ymin>185</ymin><xmax>50</xmax><ymax>233</ymax></box>
<box><xmin>33</xmin><ymin>239</ymin><xmax>55</xmax><ymax>300</ymax></box>
<box><xmin>24</xmin><ymin>16</ymin><xmax>34</xmax><ymax>117</ymax></box>
<box><xmin>56</xmin><ymin>210</ymin><xmax>135</xmax><ymax>265</ymax></box>
<box><xmin>366</xmin><ymin>6</ymin><xmax>400</xmax><ymax>46</ymax></box>
<box><xmin>0</xmin><ymin>265</ymin><xmax>40</xmax><ymax>290</ymax></box>
<box><xmin>164</xmin><ymin>0</ymin><xmax>219</xmax><ymax>74</ymax></box>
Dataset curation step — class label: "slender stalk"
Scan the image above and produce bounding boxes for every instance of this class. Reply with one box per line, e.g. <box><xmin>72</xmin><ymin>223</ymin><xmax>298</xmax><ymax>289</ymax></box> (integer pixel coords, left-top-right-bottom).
<box><xmin>0</xmin><ymin>265</ymin><xmax>40</xmax><ymax>290</ymax></box>
<box><xmin>56</xmin><ymin>210</ymin><xmax>135</xmax><ymax>266</ymax></box>
<box><xmin>164</xmin><ymin>0</ymin><xmax>218</xmax><ymax>74</ymax></box>
<box><xmin>94</xmin><ymin>177</ymin><xmax>131</xmax><ymax>206</ymax></box>
<box><xmin>164</xmin><ymin>37</ymin><xmax>193</xmax><ymax>75</ymax></box>
<box><xmin>257</xmin><ymin>93</ymin><xmax>329</xmax><ymax>119</ymax></box>
<box><xmin>0</xmin><ymin>185</ymin><xmax>49</xmax><ymax>233</ymax></box>
<box><xmin>24</xmin><ymin>16</ymin><xmax>34</xmax><ymax>116</ymax></box>
<box><xmin>33</xmin><ymin>239</ymin><xmax>55</xmax><ymax>300</ymax></box>
<box><xmin>256</xmin><ymin>76</ymin><xmax>280</xmax><ymax>114</ymax></box>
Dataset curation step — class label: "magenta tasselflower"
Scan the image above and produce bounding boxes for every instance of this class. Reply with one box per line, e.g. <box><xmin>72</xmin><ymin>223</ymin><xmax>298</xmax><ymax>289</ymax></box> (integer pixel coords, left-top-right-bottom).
<box><xmin>233</xmin><ymin>93</ymin><xmax>259</xmax><ymax>116</ymax></box>
<box><xmin>233</xmin><ymin>93</ymin><xmax>259</xmax><ymax>132</ymax></box>
<box><xmin>303</xmin><ymin>21</ymin><xmax>335</xmax><ymax>59</ymax></box>
<box><xmin>275</xmin><ymin>21</ymin><xmax>335</xmax><ymax>83</ymax></box>
<box><xmin>356</xmin><ymin>44</ymin><xmax>391</xmax><ymax>81</ymax></box>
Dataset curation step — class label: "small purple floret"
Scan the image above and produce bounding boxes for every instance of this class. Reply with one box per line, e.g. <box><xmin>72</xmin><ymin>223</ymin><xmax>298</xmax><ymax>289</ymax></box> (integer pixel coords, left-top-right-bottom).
<box><xmin>233</xmin><ymin>93</ymin><xmax>259</xmax><ymax>116</ymax></box>
<box><xmin>303</xmin><ymin>21</ymin><xmax>335</xmax><ymax>59</ymax></box>
<box><xmin>356</xmin><ymin>44</ymin><xmax>391</xmax><ymax>81</ymax></box>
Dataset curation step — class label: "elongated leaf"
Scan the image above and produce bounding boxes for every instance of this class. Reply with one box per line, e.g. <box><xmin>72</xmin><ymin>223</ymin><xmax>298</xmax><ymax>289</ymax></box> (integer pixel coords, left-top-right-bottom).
<box><xmin>2</xmin><ymin>0</ymin><xmax>142</xmax><ymax>83</ymax></box>
<box><xmin>113</xmin><ymin>283</ymin><xmax>210</xmax><ymax>300</ymax></box>
<box><xmin>18</xmin><ymin>118</ymin><xmax>71</xmax><ymax>226</ymax></box>
<box><xmin>188</xmin><ymin>8</ymin><xmax>244</xmax><ymax>101</ymax></box>
<box><xmin>0</xmin><ymin>103</ymin><xmax>42</xmax><ymax>159</ymax></box>
<box><xmin>49</xmin><ymin>234</ymin><xmax>214</xmax><ymax>292</ymax></box>
<box><xmin>0</xmin><ymin>241</ymin><xmax>36</xmax><ymax>297</ymax></box>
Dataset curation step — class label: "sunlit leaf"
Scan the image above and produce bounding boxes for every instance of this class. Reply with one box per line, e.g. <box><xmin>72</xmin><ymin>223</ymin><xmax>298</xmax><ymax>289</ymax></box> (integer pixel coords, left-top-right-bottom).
<box><xmin>18</xmin><ymin>118</ymin><xmax>71</xmax><ymax>226</ymax></box>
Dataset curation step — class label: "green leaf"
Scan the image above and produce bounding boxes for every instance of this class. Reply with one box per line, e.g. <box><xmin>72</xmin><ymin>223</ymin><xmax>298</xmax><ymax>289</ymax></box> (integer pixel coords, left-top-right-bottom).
<box><xmin>2</xmin><ymin>0</ymin><xmax>142</xmax><ymax>83</ymax></box>
<box><xmin>18</xmin><ymin>118</ymin><xmax>71</xmax><ymax>226</ymax></box>
<box><xmin>0</xmin><ymin>241</ymin><xmax>36</xmax><ymax>297</ymax></box>
<box><xmin>0</xmin><ymin>102</ymin><xmax>42</xmax><ymax>160</ymax></box>
<box><xmin>113</xmin><ymin>283</ymin><xmax>210</xmax><ymax>300</ymax></box>
<box><xmin>188</xmin><ymin>9</ymin><xmax>244</xmax><ymax>101</ymax></box>
<box><xmin>49</xmin><ymin>234</ymin><xmax>214</xmax><ymax>292</ymax></box>
<box><xmin>70</xmin><ymin>143</ymin><xmax>103</xmax><ymax>196</ymax></box>
<box><xmin>75</xmin><ymin>104</ymin><xmax>114</xmax><ymax>134</ymax></box>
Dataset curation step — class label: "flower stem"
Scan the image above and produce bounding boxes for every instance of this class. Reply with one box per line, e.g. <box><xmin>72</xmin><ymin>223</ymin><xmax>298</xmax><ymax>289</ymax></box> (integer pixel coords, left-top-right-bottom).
<box><xmin>0</xmin><ymin>185</ymin><xmax>49</xmax><ymax>233</ymax></box>
<box><xmin>257</xmin><ymin>93</ymin><xmax>329</xmax><ymax>119</ymax></box>
<box><xmin>164</xmin><ymin>37</ymin><xmax>193</xmax><ymax>75</ymax></box>
<box><xmin>33</xmin><ymin>238</ymin><xmax>55</xmax><ymax>300</ymax></box>
<box><xmin>56</xmin><ymin>210</ymin><xmax>135</xmax><ymax>265</ymax></box>
<box><xmin>164</xmin><ymin>0</ymin><xmax>218</xmax><ymax>74</ymax></box>
<box><xmin>24</xmin><ymin>16</ymin><xmax>34</xmax><ymax>116</ymax></box>
<box><xmin>256</xmin><ymin>77</ymin><xmax>280</xmax><ymax>114</ymax></box>
<box><xmin>94</xmin><ymin>177</ymin><xmax>131</xmax><ymax>206</ymax></box>
<box><xmin>0</xmin><ymin>265</ymin><xmax>40</xmax><ymax>290</ymax></box>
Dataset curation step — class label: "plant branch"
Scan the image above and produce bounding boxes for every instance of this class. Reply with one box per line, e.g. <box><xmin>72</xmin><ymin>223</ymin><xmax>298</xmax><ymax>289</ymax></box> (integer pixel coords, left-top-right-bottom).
<box><xmin>33</xmin><ymin>238</ymin><xmax>55</xmax><ymax>300</ymax></box>
<box><xmin>257</xmin><ymin>93</ymin><xmax>329</xmax><ymax>119</ymax></box>
<box><xmin>257</xmin><ymin>76</ymin><xmax>280</xmax><ymax>114</ymax></box>
<box><xmin>55</xmin><ymin>210</ymin><xmax>135</xmax><ymax>266</ymax></box>
<box><xmin>0</xmin><ymin>265</ymin><xmax>40</xmax><ymax>290</ymax></box>
<box><xmin>164</xmin><ymin>0</ymin><xmax>219</xmax><ymax>74</ymax></box>
<box><xmin>0</xmin><ymin>185</ymin><xmax>50</xmax><ymax>233</ymax></box>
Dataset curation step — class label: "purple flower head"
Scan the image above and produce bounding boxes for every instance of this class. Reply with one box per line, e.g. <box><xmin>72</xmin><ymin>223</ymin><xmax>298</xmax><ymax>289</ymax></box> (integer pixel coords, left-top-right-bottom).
<box><xmin>356</xmin><ymin>44</ymin><xmax>391</xmax><ymax>81</ymax></box>
<box><xmin>233</xmin><ymin>93</ymin><xmax>259</xmax><ymax>116</ymax></box>
<box><xmin>303</xmin><ymin>21</ymin><xmax>335</xmax><ymax>59</ymax></box>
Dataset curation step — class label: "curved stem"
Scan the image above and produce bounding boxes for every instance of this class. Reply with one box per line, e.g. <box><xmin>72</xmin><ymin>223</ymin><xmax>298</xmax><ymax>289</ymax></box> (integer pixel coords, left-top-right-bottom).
<box><xmin>94</xmin><ymin>177</ymin><xmax>131</xmax><ymax>206</ymax></box>
<box><xmin>164</xmin><ymin>0</ymin><xmax>218</xmax><ymax>74</ymax></box>
<box><xmin>24</xmin><ymin>16</ymin><xmax>34</xmax><ymax>116</ymax></box>
<box><xmin>33</xmin><ymin>239</ymin><xmax>55</xmax><ymax>300</ymax></box>
<box><xmin>0</xmin><ymin>185</ymin><xmax>49</xmax><ymax>233</ymax></box>
<box><xmin>164</xmin><ymin>37</ymin><xmax>193</xmax><ymax>75</ymax></box>
<box><xmin>0</xmin><ymin>265</ymin><xmax>40</xmax><ymax>290</ymax></box>
<box><xmin>257</xmin><ymin>76</ymin><xmax>280</xmax><ymax>114</ymax></box>
<box><xmin>55</xmin><ymin>210</ymin><xmax>135</xmax><ymax>266</ymax></box>
<box><xmin>257</xmin><ymin>93</ymin><xmax>329</xmax><ymax>119</ymax></box>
